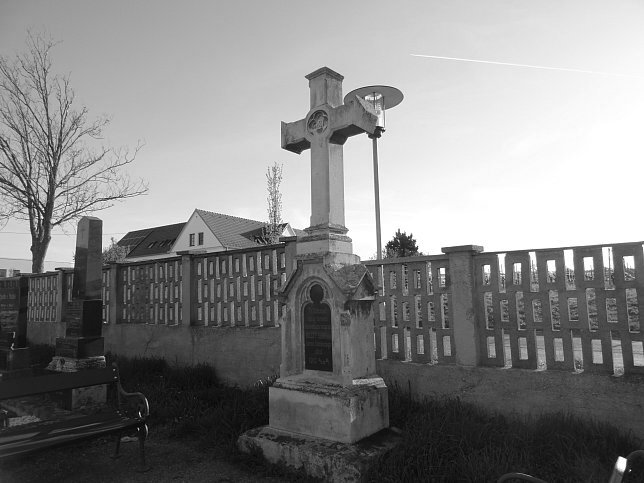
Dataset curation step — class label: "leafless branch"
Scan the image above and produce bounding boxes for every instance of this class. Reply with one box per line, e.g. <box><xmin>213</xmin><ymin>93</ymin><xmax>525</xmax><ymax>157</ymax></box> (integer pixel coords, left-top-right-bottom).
<box><xmin>0</xmin><ymin>32</ymin><xmax>148</xmax><ymax>272</ymax></box>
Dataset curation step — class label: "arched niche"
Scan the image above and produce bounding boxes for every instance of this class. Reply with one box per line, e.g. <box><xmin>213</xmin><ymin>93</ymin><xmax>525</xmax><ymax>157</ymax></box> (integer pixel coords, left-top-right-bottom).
<box><xmin>302</xmin><ymin>282</ymin><xmax>333</xmax><ymax>372</ymax></box>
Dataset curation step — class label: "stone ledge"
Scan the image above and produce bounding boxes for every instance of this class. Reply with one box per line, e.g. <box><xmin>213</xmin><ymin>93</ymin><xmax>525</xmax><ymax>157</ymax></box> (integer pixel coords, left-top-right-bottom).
<box><xmin>238</xmin><ymin>426</ymin><xmax>402</xmax><ymax>482</ymax></box>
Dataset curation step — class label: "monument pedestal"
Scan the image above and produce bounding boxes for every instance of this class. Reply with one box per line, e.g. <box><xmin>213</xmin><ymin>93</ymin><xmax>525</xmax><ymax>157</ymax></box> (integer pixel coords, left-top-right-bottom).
<box><xmin>54</xmin><ymin>335</ymin><xmax>104</xmax><ymax>359</ymax></box>
<box><xmin>47</xmin><ymin>355</ymin><xmax>107</xmax><ymax>410</ymax></box>
<box><xmin>238</xmin><ymin>426</ymin><xmax>402</xmax><ymax>482</ymax></box>
<box><xmin>269</xmin><ymin>376</ymin><xmax>388</xmax><ymax>444</ymax></box>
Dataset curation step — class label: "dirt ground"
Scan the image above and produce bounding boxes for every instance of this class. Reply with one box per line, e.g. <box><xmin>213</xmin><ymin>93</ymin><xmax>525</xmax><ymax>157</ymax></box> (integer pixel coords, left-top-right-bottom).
<box><xmin>0</xmin><ymin>427</ymin><xmax>300</xmax><ymax>483</ymax></box>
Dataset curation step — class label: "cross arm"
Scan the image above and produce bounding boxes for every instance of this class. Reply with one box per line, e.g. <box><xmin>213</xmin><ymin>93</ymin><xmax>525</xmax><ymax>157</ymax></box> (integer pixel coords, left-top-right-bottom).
<box><xmin>281</xmin><ymin>119</ymin><xmax>310</xmax><ymax>154</ymax></box>
<box><xmin>329</xmin><ymin>96</ymin><xmax>379</xmax><ymax>145</ymax></box>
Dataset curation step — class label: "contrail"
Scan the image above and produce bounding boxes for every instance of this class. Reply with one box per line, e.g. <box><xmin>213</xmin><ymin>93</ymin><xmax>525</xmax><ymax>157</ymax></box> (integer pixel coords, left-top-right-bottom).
<box><xmin>410</xmin><ymin>53</ymin><xmax>642</xmax><ymax>79</ymax></box>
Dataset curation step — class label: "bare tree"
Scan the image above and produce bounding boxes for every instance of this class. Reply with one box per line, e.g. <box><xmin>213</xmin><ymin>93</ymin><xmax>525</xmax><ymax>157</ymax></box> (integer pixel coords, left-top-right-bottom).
<box><xmin>264</xmin><ymin>162</ymin><xmax>283</xmax><ymax>244</ymax></box>
<box><xmin>0</xmin><ymin>33</ymin><xmax>147</xmax><ymax>272</ymax></box>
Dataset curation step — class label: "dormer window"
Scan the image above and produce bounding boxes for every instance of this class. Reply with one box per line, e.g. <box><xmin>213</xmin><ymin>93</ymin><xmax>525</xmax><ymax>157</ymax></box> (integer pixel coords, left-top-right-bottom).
<box><xmin>147</xmin><ymin>242</ymin><xmax>156</xmax><ymax>249</ymax></box>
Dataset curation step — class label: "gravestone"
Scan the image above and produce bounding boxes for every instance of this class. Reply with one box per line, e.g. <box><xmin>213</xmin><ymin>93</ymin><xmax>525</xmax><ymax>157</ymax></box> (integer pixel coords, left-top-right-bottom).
<box><xmin>238</xmin><ymin>68</ymin><xmax>400</xmax><ymax>481</ymax></box>
<box><xmin>0</xmin><ymin>277</ymin><xmax>30</xmax><ymax>379</ymax></box>
<box><xmin>48</xmin><ymin>217</ymin><xmax>106</xmax><ymax>408</ymax></box>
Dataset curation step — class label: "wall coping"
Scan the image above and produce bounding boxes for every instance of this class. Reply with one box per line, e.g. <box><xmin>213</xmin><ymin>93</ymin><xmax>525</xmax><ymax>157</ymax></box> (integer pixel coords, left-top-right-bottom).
<box><xmin>441</xmin><ymin>245</ymin><xmax>484</xmax><ymax>254</ymax></box>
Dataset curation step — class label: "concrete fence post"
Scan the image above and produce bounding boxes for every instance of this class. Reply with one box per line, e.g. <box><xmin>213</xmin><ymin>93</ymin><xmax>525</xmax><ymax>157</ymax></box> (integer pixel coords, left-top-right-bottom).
<box><xmin>55</xmin><ymin>269</ymin><xmax>65</xmax><ymax>324</ymax></box>
<box><xmin>441</xmin><ymin>245</ymin><xmax>484</xmax><ymax>367</ymax></box>
<box><xmin>178</xmin><ymin>252</ymin><xmax>193</xmax><ymax>325</ymax></box>
<box><xmin>108</xmin><ymin>263</ymin><xmax>119</xmax><ymax>325</ymax></box>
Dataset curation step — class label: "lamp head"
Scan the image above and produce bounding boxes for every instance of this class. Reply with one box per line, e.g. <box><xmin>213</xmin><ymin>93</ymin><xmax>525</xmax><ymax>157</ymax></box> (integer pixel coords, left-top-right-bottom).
<box><xmin>343</xmin><ymin>85</ymin><xmax>403</xmax><ymax>130</ymax></box>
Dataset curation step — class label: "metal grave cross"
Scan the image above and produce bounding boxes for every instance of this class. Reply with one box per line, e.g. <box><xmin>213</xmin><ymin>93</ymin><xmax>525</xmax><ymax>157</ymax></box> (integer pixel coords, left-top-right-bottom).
<box><xmin>281</xmin><ymin>67</ymin><xmax>379</xmax><ymax>240</ymax></box>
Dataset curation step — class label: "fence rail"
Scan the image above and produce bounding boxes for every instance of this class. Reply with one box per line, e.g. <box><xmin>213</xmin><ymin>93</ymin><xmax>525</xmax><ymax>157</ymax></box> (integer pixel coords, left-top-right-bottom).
<box><xmin>365</xmin><ymin>255</ymin><xmax>454</xmax><ymax>365</ymax></box>
<box><xmin>474</xmin><ymin>243</ymin><xmax>644</xmax><ymax>376</ymax></box>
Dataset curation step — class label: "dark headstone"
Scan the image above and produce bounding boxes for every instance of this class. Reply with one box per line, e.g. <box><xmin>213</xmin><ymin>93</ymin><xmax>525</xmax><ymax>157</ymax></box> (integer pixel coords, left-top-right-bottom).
<box><xmin>0</xmin><ymin>277</ymin><xmax>30</xmax><ymax>375</ymax></box>
<box><xmin>303</xmin><ymin>300</ymin><xmax>333</xmax><ymax>372</ymax></box>
<box><xmin>72</xmin><ymin>217</ymin><xmax>103</xmax><ymax>300</ymax></box>
<box><xmin>0</xmin><ymin>277</ymin><xmax>28</xmax><ymax>349</ymax></box>
<box><xmin>53</xmin><ymin>216</ymin><xmax>105</xmax><ymax>365</ymax></box>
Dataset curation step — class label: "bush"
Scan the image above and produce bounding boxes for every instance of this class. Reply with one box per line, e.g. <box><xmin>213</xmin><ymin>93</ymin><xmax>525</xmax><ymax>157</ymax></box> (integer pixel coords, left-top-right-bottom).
<box><xmin>105</xmin><ymin>354</ymin><xmax>269</xmax><ymax>454</ymax></box>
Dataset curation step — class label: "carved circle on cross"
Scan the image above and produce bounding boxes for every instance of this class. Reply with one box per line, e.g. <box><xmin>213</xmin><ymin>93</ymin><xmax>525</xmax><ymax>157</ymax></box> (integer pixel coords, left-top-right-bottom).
<box><xmin>307</xmin><ymin>110</ymin><xmax>328</xmax><ymax>135</ymax></box>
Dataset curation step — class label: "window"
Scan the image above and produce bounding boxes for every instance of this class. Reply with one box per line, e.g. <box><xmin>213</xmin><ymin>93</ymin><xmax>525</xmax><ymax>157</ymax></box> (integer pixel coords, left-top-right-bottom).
<box><xmin>198</xmin><ymin>232</ymin><xmax>204</xmax><ymax>245</ymax></box>
<box><xmin>189</xmin><ymin>233</ymin><xmax>195</xmax><ymax>247</ymax></box>
<box><xmin>146</xmin><ymin>242</ymin><xmax>156</xmax><ymax>249</ymax></box>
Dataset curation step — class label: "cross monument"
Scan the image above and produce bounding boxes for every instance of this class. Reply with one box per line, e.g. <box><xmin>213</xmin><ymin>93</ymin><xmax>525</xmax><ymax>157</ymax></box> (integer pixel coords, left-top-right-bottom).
<box><xmin>239</xmin><ymin>68</ymin><xmax>399</xmax><ymax>481</ymax></box>
<box><xmin>281</xmin><ymin>66</ymin><xmax>379</xmax><ymax>257</ymax></box>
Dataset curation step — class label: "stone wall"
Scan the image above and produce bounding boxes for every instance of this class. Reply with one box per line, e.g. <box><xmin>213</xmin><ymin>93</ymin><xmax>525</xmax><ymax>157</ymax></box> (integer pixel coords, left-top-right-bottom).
<box><xmin>102</xmin><ymin>324</ymin><xmax>281</xmax><ymax>386</ymax></box>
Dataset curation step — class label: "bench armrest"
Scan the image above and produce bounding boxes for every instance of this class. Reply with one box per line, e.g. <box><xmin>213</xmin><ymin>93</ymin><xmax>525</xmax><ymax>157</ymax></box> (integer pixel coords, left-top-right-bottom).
<box><xmin>118</xmin><ymin>385</ymin><xmax>150</xmax><ymax>419</ymax></box>
<box><xmin>111</xmin><ymin>363</ymin><xmax>150</xmax><ymax>419</ymax></box>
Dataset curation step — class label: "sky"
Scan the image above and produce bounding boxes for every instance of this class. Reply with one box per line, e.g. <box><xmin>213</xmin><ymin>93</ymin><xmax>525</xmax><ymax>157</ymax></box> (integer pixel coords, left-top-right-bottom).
<box><xmin>1</xmin><ymin>0</ymin><xmax>644</xmax><ymax>266</ymax></box>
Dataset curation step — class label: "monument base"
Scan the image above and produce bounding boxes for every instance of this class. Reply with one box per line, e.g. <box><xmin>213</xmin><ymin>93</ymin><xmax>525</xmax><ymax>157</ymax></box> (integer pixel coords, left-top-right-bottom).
<box><xmin>47</xmin><ymin>355</ymin><xmax>107</xmax><ymax>410</ymax></box>
<box><xmin>55</xmin><ymin>336</ymin><xmax>104</xmax><ymax>358</ymax></box>
<box><xmin>238</xmin><ymin>425</ymin><xmax>402</xmax><ymax>482</ymax></box>
<box><xmin>269</xmin><ymin>376</ymin><xmax>389</xmax><ymax>444</ymax></box>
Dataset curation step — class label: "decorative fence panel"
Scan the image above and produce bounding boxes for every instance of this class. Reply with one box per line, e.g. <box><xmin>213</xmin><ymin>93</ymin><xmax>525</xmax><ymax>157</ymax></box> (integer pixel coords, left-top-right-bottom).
<box><xmin>27</xmin><ymin>271</ymin><xmax>63</xmax><ymax>323</ymax></box>
<box><xmin>365</xmin><ymin>256</ymin><xmax>454</xmax><ymax>364</ymax></box>
<box><xmin>474</xmin><ymin>243</ymin><xmax>644</xmax><ymax>375</ymax></box>
<box><xmin>116</xmin><ymin>258</ymin><xmax>183</xmax><ymax>325</ymax></box>
<box><xmin>191</xmin><ymin>247</ymin><xmax>287</xmax><ymax>327</ymax></box>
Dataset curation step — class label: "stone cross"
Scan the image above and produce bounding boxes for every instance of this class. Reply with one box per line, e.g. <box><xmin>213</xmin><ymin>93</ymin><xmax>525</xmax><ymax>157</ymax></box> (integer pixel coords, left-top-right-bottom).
<box><xmin>281</xmin><ymin>67</ymin><xmax>379</xmax><ymax>253</ymax></box>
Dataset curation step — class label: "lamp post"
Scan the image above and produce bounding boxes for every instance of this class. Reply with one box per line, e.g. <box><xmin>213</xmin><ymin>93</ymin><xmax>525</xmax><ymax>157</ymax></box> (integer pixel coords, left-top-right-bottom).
<box><xmin>343</xmin><ymin>86</ymin><xmax>403</xmax><ymax>260</ymax></box>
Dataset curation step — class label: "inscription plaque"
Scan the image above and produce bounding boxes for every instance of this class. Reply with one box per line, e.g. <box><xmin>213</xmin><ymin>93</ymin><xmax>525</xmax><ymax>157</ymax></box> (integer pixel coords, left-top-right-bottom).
<box><xmin>0</xmin><ymin>279</ymin><xmax>19</xmax><ymax>336</ymax></box>
<box><xmin>303</xmin><ymin>284</ymin><xmax>332</xmax><ymax>372</ymax></box>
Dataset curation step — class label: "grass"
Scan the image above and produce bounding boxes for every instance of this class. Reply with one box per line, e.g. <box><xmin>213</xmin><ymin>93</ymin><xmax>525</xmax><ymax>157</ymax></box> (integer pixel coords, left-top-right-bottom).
<box><xmin>367</xmin><ymin>383</ymin><xmax>643</xmax><ymax>482</ymax></box>
<box><xmin>13</xmin><ymin>351</ymin><xmax>643</xmax><ymax>481</ymax></box>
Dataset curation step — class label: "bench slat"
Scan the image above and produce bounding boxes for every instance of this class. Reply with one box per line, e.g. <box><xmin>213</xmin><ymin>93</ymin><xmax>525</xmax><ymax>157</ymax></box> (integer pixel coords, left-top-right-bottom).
<box><xmin>0</xmin><ymin>412</ymin><xmax>143</xmax><ymax>458</ymax></box>
<box><xmin>0</xmin><ymin>367</ymin><xmax>118</xmax><ymax>400</ymax></box>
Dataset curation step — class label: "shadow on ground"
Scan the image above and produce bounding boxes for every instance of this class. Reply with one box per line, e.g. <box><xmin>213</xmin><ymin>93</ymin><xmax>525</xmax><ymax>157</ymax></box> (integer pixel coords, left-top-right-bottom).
<box><xmin>0</xmin><ymin>426</ymin><xmax>295</xmax><ymax>483</ymax></box>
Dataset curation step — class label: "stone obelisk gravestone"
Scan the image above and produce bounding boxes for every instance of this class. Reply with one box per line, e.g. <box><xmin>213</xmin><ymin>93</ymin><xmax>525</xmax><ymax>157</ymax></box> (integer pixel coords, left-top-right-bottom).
<box><xmin>239</xmin><ymin>67</ymin><xmax>400</xmax><ymax>481</ymax></box>
<box><xmin>48</xmin><ymin>217</ymin><xmax>106</xmax><ymax>408</ymax></box>
<box><xmin>0</xmin><ymin>276</ymin><xmax>30</xmax><ymax>380</ymax></box>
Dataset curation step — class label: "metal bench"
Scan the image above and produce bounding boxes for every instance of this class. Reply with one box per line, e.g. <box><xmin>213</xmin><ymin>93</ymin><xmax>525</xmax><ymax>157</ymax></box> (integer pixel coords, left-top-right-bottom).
<box><xmin>498</xmin><ymin>450</ymin><xmax>644</xmax><ymax>482</ymax></box>
<box><xmin>0</xmin><ymin>364</ymin><xmax>149</xmax><ymax>469</ymax></box>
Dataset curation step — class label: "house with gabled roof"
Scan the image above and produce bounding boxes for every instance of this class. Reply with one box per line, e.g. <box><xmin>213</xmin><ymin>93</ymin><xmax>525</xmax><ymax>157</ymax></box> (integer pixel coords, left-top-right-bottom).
<box><xmin>118</xmin><ymin>209</ymin><xmax>299</xmax><ymax>261</ymax></box>
<box><xmin>173</xmin><ymin>209</ymin><xmax>297</xmax><ymax>253</ymax></box>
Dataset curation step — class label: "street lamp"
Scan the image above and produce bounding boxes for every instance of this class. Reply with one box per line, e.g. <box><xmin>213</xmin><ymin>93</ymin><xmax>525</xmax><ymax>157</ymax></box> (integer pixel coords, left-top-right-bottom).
<box><xmin>343</xmin><ymin>85</ymin><xmax>403</xmax><ymax>260</ymax></box>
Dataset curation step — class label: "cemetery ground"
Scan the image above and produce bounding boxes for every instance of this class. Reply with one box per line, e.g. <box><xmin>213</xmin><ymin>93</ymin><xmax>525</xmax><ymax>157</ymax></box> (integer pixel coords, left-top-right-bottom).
<box><xmin>0</xmin><ymin>347</ymin><xmax>642</xmax><ymax>482</ymax></box>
